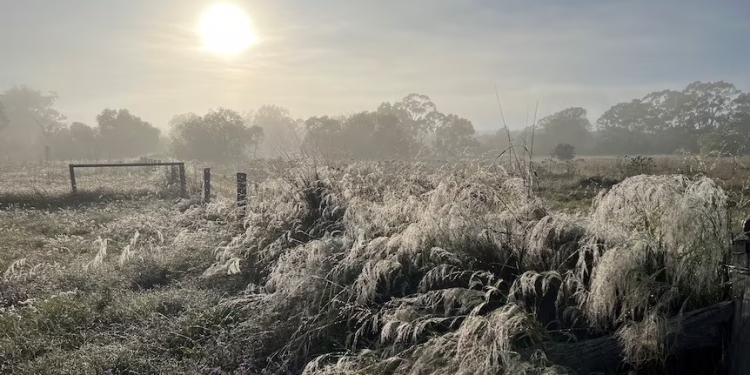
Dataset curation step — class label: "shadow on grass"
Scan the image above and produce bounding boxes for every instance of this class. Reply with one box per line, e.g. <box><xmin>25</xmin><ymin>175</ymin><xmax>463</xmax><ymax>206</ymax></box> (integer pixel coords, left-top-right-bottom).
<box><xmin>0</xmin><ymin>188</ymin><xmax>184</xmax><ymax>210</ymax></box>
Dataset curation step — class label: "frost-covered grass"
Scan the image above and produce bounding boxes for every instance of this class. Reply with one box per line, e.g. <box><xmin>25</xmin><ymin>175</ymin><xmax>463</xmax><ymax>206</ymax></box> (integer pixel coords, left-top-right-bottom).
<box><xmin>0</xmin><ymin>157</ymin><xmax>744</xmax><ymax>374</ymax></box>
<box><xmin>0</xmin><ymin>160</ymin><xmax>203</xmax><ymax>208</ymax></box>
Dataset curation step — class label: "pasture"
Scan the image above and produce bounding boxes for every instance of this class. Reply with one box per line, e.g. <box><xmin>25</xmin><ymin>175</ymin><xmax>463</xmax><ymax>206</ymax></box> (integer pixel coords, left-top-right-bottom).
<box><xmin>1</xmin><ymin>155</ymin><xmax>749</xmax><ymax>374</ymax></box>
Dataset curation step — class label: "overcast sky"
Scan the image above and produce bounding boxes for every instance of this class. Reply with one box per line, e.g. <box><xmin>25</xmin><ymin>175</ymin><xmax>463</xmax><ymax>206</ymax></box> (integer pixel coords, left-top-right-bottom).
<box><xmin>1</xmin><ymin>0</ymin><xmax>748</xmax><ymax>132</ymax></box>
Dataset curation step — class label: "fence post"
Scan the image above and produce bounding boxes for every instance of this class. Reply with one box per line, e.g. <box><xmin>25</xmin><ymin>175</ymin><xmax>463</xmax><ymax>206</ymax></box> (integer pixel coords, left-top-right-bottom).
<box><xmin>170</xmin><ymin>165</ymin><xmax>178</xmax><ymax>185</ymax></box>
<box><xmin>69</xmin><ymin>164</ymin><xmax>77</xmax><ymax>194</ymax></box>
<box><xmin>237</xmin><ymin>173</ymin><xmax>247</xmax><ymax>217</ymax></box>
<box><xmin>178</xmin><ymin>163</ymin><xmax>186</xmax><ymax>197</ymax></box>
<box><xmin>730</xmin><ymin>223</ymin><xmax>750</xmax><ymax>375</ymax></box>
<box><xmin>203</xmin><ymin>168</ymin><xmax>211</xmax><ymax>203</ymax></box>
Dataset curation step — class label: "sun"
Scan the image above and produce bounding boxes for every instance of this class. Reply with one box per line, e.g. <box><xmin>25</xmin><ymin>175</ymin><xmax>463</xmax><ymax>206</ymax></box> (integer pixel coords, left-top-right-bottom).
<box><xmin>199</xmin><ymin>4</ymin><xmax>258</xmax><ymax>55</ymax></box>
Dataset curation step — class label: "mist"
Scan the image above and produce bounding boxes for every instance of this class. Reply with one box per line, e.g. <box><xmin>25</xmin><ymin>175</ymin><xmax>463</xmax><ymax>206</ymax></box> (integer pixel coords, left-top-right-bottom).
<box><xmin>2</xmin><ymin>2</ymin><xmax>750</xmax><ymax>374</ymax></box>
<box><xmin>2</xmin><ymin>1</ymin><xmax>750</xmax><ymax>162</ymax></box>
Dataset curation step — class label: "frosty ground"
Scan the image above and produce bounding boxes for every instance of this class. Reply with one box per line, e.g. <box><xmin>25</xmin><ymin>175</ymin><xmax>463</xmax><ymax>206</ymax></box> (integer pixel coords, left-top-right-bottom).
<box><xmin>1</xmin><ymin>156</ymin><xmax>748</xmax><ymax>374</ymax></box>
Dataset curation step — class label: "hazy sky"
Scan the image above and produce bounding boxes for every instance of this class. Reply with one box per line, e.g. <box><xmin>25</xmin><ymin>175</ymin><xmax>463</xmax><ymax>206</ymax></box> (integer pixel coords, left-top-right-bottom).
<box><xmin>1</xmin><ymin>0</ymin><xmax>748</xmax><ymax>132</ymax></box>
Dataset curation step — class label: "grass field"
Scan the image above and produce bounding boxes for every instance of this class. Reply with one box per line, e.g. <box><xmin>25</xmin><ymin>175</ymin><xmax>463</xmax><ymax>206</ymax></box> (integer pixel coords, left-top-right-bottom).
<box><xmin>0</xmin><ymin>155</ymin><xmax>748</xmax><ymax>374</ymax></box>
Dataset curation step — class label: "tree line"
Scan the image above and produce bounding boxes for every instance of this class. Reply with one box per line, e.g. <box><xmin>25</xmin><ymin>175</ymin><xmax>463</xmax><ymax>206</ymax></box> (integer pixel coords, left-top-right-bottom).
<box><xmin>2</xmin><ymin>81</ymin><xmax>748</xmax><ymax>162</ymax></box>
<box><xmin>169</xmin><ymin>94</ymin><xmax>479</xmax><ymax>161</ymax></box>
<box><xmin>482</xmin><ymin>80</ymin><xmax>750</xmax><ymax>157</ymax></box>
<box><xmin>0</xmin><ymin>87</ymin><xmax>162</xmax><ymax>160</ymax></box>
<box><xmin>0</xmin><ymin>88</ymin><xmax>479</xmax><ymax>161</ymax></box>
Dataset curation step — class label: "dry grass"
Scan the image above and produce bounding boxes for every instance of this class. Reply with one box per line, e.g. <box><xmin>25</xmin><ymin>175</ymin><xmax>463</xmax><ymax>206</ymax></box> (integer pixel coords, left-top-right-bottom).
<box><xmin>0</xmin><ymin>160</ymin><xmax>199</xmax><ymax>208</ymax></box>
<box><xmin>0</xmin><ymin>156</ymin><xmax>746</xmax><ymax>374</ymax></box>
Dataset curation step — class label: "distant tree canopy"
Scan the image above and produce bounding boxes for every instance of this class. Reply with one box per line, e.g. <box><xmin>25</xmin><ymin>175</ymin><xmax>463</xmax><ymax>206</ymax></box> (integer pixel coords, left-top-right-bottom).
<box><xmin>50</xmin><ymin>122</ymin><xmax>100</xmax><ymax>159</ymax></box>
<box><xmin>392</xmin><ymin>93</ymin><xmax>441</xmax><ymax>150</ymax></box>
<box><xmin>535</xmin><ymin>107</ymin><xmax>592</xmax><ymax>154</ymax></box>
<box><xmin>302</xmin><ymin>115</ymin><xmax>346</xmax><ymax>158</ymax></box>
<box><xmin>5</xmin><ymin>80</ymin><xmax>750</xmax><ymax>162</ymax></box>
<box><xmin>593</xmin><ymin>81</ymin><xmax>747</xmax><ymax>155</ymax></box>
<box><xmin>433</xmin><ymin>114</ymin><xmax>479</xmax><ymax>157</ymax></box>
<box><xmin>0</xmin><ymin>101</ymin><xmax>9</xmax><ymax>132</ymax></box>
<box><xmin>96</xmin><ymin>109</ymin><xmax>161</xmax><ymax>158</ymax></box>
<box><xmin>170</xmin><ymin>108</ymin><xmax>264</xmax><ymax>161</ymax></box>
<box><xmin>248</xmin><ymin>104</ymin><xmax>300</xmax><ymax>157</ymax></box>
<box><xmin>0</xmin><ymin>86</ymin><xmax>66</xmax><ymax>158</ymax></box>
<box><xmin>551</xmin><ymin>143</ymin><xmax>576</xmax><ymax>160</ymax></box>
<box><xmin>0</xmin><ymin>85</ymin><xmax>165</xmax><ymax>160</ymax></box>
<box><xmin>477</xmin><ymin>80</ymin><xmax>750</xmax><ymax>157</ymax></box>
<box><xmin>302</xmin><ymin>94</ymin><xmax>478</xmax><ymax>160</ymax></box>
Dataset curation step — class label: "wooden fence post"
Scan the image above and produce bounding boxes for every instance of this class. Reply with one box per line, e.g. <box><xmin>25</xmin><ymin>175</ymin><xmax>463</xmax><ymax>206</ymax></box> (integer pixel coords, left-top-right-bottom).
<box><xmin>203</xmin><ymin>168</ymin><xmax>211</xmax><ymax>203</ymax></box>
<box><xmin>730</xmin><ymin>226</ymin><xmax>750</xmax><ymax>375</ymax></box>
<box><xmin>178</xmin><ymin>163</ymin><xmax>186</xmax><ymax>197</ymax></box>
<box><xmin>170</xmin><ymin>165</ymin><xmax>178</xmax><ymax>185</ymax></box>
<box><xmin>237</xmin><ymin>172</ymin><xmax>247</xmax><ymax>216</ymax></box>
<box><xmin>69</xmin><ymin>164</ymin><xmax>77</xmax><ymax>194</ymax></box>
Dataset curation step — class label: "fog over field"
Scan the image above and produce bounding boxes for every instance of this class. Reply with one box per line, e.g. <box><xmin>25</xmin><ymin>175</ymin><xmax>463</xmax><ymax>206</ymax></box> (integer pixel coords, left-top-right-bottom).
<box><xmin>2</xmin><ymin>2</ymin><xmax>750</xmax><ymax>375</ymax></box>
<box><xmin>2</xmin><ymin>1</ymin><xmax>750</xmax><ymax>161</ymax></box>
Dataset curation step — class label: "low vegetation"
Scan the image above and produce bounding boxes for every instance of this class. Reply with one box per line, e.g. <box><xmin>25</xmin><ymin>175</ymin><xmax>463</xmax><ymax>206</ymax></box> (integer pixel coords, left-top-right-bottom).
<box><xmin>1</xmin><ymin>155</ymin><xmax>748</xmax><ymax>374</ymax></box>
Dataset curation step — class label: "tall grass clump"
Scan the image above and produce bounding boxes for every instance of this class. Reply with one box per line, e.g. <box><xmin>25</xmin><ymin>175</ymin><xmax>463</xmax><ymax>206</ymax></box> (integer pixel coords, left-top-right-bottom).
<box><xmin>232</xmin><ymin>166</ymin><xmax>731</xmax><ymax>373</ymax></box>
<box><xmin>206</xmin><ymin>166</ymin><xmax>346</xmax><ymax>280</ymax></box>
<box><xmin>576</xmin><ymin>174</ymin><xmax>730</xmax><ymax>365</ymax></box>
<box><xmin>203</xmin><ymin>161</ymin><xmax>565</xmax><ymax>373</ymax></box>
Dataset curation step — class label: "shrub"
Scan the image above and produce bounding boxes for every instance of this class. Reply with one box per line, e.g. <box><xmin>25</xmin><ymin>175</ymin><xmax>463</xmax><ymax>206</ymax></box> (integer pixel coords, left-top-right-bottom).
<box><xmin>578</xmin><ymin>175</ymin><xmax>620</xmax><ymax>189</ymax></box>
<box><xmin>579</xmin><ymin>175</ymin><xmax>729</xmax><ymax>364</ymax></box>
<box><xmin>620</xmin><ymin>155</ymin><xmax>656</xmax><ymax>177</ymax></box>
<box><xmin>698</xmin><ymin>131</ymin><xmax>746</xmax><ymax>156</ymax></box>
<box><xmin>551</xmin><ymin>143</ymin><xmax>576</xmax><ymax>160</ymax></box>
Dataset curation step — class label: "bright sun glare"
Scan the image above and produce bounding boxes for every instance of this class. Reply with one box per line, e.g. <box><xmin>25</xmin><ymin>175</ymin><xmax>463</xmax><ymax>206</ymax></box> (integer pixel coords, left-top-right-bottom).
<box><xmin>199</xmin><ymin>4</ymin><xmax>257</xmax><ymax>55</ymax></box>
